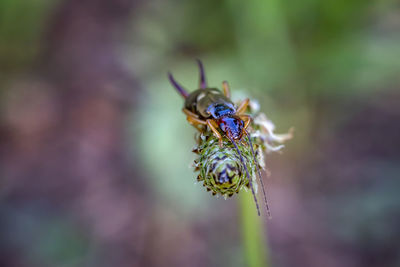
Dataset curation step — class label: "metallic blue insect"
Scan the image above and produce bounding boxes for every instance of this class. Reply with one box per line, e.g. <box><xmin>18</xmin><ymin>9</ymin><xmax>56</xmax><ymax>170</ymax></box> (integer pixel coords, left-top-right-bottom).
<box><xmin>168</xmin><ymin>60</ymin><xmax>270</xmax><ymax>217</ymax></box>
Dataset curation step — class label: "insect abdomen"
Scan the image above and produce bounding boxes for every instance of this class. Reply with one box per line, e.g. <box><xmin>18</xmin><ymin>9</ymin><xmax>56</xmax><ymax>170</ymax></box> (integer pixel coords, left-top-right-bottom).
<box><xmin>184</xmin><ymin>88</ymin><xmax>233</xmax><ymax>119</ymax></box>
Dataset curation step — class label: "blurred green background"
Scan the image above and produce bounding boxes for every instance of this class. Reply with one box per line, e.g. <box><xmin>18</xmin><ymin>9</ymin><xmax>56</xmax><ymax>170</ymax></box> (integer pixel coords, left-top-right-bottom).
<box><xmin>1</xmin><ymin>0</ymin><xmax>399</xmax><ymax>267</ymax></box>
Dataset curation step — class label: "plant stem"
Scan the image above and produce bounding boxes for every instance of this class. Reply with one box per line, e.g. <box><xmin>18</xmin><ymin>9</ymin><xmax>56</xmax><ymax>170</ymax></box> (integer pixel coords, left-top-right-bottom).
<box><xmin>238</xmin><ymin>191</ymin><xmax>270</xmax><ymax>267</ymax></box>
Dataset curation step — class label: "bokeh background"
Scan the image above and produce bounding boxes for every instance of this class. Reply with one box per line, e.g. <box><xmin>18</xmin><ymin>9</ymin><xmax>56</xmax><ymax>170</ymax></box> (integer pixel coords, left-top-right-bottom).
<box><xmin>1</xmin><ymin>0</ymin><xmax>399</xmax><ymax>266</ymax></box>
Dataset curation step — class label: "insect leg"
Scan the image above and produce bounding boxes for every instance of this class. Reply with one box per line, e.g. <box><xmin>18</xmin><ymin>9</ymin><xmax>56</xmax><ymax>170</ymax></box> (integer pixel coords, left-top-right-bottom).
<box><xmin>168</xmin><ymin>72</ymin><xmax>189</xmax><ymax>98</ymax></box>
<box><xmin>237</xmin><ymin>98</ymin><xmax>250</xmax><ymax>115</ymax></box>
<box><xmin>186</xmin><ymin>115</ymin><xmax>207</xmax><ymax>132</ymax></box>
<box><xmin>246</xmin><ymin>130</ymin><xmax>272</xmax><ymax>218</ymax></box>
<box><xmin>186</xmin><ymin>116</ymin><xmax>207</xmax><ymax>125</ymax></box>
<box><xmin>206</xmin><ymin>119</ymin><xmax>223</xmax><ymax>147</ymax></box>
<box><xmin>222</xmin><ymin>81</ymin><xmax>231</xmax><ymax>98</ymax></box>
<box><xmin>183</xmin><ymin>109</ymin><xmax>205</xmax><ymax>128</ymax></box>
<box><xmin>183</xmin><ymin>108</ymin><xmax>200</xmax><ymax>119</ymax></box>
<box><xmin>196</xmin><ymin>59</ymin><xmax>207</xmax><ymax>89</ymax></box>
<box><xmin>239</xmin><ymin>114</ymin><xmax>252</xmax><ymax>131</ymax></box>
<box><xmin>183</xmin><ymin>108</ymin><xmax>208</xmax><ymax>131</ymax></box>
<box><xmin>229</xmin><ymin>136</ymin><xmax>261</xmax><ymax>216</ymax></box>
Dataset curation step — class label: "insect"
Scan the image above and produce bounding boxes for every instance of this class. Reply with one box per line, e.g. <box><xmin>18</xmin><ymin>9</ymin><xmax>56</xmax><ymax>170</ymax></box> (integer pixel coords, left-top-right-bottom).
<box><xmin>168</xmin><ymin>60</ymin><xmax>270</xmax><ymax>217</ymax></box>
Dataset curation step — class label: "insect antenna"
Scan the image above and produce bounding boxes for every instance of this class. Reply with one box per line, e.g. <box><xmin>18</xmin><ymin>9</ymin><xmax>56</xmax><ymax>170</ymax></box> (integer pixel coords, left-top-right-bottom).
<box><xmin>229</xmin><ymin>136</ymin><xmax>261</xmax><ymax>216</ymax></box>
<box><xmin>196</xmin><ymin>59</ymin><xmax>207</xmax><ymax>89</ymax></box>
<box><xmin>168</xmin><ymin>72</ymin><xmax>189</xmax><ymax>98</ymax></box>
<box><xmin>245</xmin><ymin>130</ymin><xmax>272</xmax><ymax>218</ymax></box>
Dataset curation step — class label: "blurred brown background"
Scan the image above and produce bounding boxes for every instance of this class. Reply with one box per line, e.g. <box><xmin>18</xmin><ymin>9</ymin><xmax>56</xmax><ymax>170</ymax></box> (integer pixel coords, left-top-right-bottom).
<box><xmin>0</xmin><ymin>0</ymin><xmax>399</xmax><ymax>267</ymax></box>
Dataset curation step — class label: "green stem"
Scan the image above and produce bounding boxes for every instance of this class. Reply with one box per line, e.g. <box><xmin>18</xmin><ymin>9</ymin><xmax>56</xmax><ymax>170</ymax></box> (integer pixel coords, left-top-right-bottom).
<box><xmin>238</xmin><ymin>191</ymin><xmax>270</xmax><ymax>267</ymax></box>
